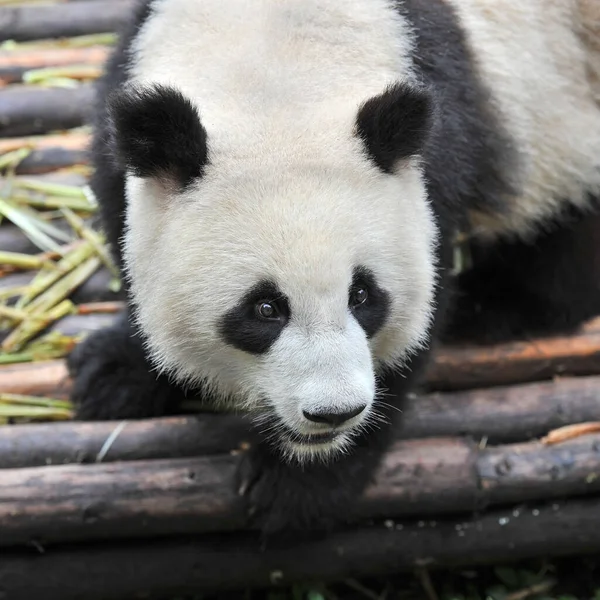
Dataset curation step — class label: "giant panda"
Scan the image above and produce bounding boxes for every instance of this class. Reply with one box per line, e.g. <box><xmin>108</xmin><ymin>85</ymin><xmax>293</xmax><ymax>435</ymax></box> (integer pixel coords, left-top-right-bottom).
<box><xmin>68</xmin><ymin>0</ymin><xmax>600</xmax><ymax>537</ymax></box>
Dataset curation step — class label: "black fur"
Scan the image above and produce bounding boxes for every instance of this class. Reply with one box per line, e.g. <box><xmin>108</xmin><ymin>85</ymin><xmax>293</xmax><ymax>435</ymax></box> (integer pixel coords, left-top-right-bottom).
<box><xmin>86</xmin><ymin>0</ymin><xmax>156</xmax><ymax>270</ymax></box>
<box><xmin>219</xmin><ymin>281</ymin><xmax>290</xmax><ymax>355</ymax></box>
<box><xmin>442</xmin><ymin>201</ymin><xmax>600</xmax><ymax>345</ymax></box>
<box><xmin>236</xmin><ymin>367</ymin><xmax>419</xmax><ymax>540</ymax></box>
<box><xmin>68</xmin><ymin>0</ymin><xmax>600</xmax><ymax>543</ymax></box>
<box><xmin>350</xmin><ymin>266</ymin><xmax>391</xmax><ymax>338</ymax></box>
<box><xmin>67</xmin><ymin>312</ymin><xmax>185</xmax><ymax>420</ymax></box>
<box><xmin>355</xmin><ymin>82</ymin><xmax>434</xmax><ymax>172</ymax></box>
<box><xmin>400</xmin><ymin>0</ymin><xmax>519</xmax><ymax>226</ymax></box>
<box><xmin>107</xmin><ymin>84</ymin><xmax>208</xmax><ymax>189</ymax></box>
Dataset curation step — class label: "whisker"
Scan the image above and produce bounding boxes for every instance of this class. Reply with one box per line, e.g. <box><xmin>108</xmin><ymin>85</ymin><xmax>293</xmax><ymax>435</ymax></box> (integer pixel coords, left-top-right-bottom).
<box><xmin>375</xmin><ymin>400</ymin><xmax>403</xmax><ymax>414</ymax></box>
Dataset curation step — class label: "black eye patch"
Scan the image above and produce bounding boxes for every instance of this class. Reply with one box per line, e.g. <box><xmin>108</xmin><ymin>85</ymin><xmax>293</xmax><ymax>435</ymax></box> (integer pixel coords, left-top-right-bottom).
<box><xmin>349</xmin><ymin>266</ymin><xmax>390</xmax><ymax>338</ymax></box>
<box><xmin>219</xmin><ymin>280</ymin><xmax>290</xmax><ymax>355</ymax></box>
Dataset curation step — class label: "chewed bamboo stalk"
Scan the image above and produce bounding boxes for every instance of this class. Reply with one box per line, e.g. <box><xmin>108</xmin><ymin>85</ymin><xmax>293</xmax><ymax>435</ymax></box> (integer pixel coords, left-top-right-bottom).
<box><xmin>15</xmin><ymin>240</ymin><xmax>94</xmax><ymax>308</ymax></box>
<box><xmin>0</xmin><ymin>333</ymin><xmax>80</xmax><ymax>365</ymax></box>
<box><xmin>76</xmin><ymin>301</ymin><xmax>124</xmax><ymax>314</ymax></box>
<box><xmin>0</xmin><ymin>250</ymin><xmax>57</xmax><ymax>271</ymax></box>
<box><xmin>12</xmin><ymin>178</ymin><xmax>90</xmax><ymax>200</ymax></box>
<box><xmin>0</xmin><ymin>392</ymin><xmax>73</xmax><ymax>421</ymax></box>
<box><xmin>0</xmin><ymin>392</ymin><xmax>72</xmax><ymax>410</ymax></box>
<box><xmin>0</xmin><ymin>147</ymin><xmax>31</xmax><ymax>170</ymax></box>
<box><xmin>1</xmin><ymin>299</ymin><xmax>77</xmax><ymax>352</ymax></box>
<box><xmin>61</xmin><ymin>208</ymin><xmax>119</xmax><ymax>277</ymax></box>
<box><xmin>11</xmin><ymin>193</ymin><xmax>95</xmax><ymax>211</ymax></box>
<box><xmin>19</xmin><ymin>255</ymin><xmax>100</xmax><ymax>315</ymax></box>
<box><xmin>22</xmin><ymin>64</ymin><xmax>102</xmax><ymax>85</ymax></box>
<box><xmin>0</xmin><ymin>403</ymin><xmax>72</xmax><ymax>420</ymax></box>
<box><xmin>2</xmin><ymin>32</ymin><xmax>118</xmax><ymax>49</ymax></box>
<box><xmin>0</xmin><ymin>305</ymin><xmax>28</xmax><ymax>321</ymax></box>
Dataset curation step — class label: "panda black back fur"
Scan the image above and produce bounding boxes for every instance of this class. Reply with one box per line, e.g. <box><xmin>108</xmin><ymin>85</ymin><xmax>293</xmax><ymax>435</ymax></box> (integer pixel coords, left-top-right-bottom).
<box><xmin>69</xmin><ymin>0</ymin><xmax>600</xmax><ymax>536</ymax></box>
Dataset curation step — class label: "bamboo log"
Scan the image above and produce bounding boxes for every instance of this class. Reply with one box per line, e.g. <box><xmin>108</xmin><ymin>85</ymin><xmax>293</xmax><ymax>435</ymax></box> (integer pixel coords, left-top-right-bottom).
<box><xmin>0</xmin><ymin>46</ymin><xmax>109</xmax><ymax>85</ymax></box>
<box><xmin>425</xmin><ymin>317</ymin><xmax>600</xmax><ymax>390</ymax></box>
<box><xmin>0</xmin><ymin>86</ymin><xmax>95</xmax><ymax>136</ymax></box>
<box><xmin>1</xmin><ymin>318</ymin><xmax>600</xmax><ymax>395</ymax></box>
<box><xmin>0</xmin><ymin>0</ymin><xmax>133</xmax><ymax>42</ymax></box>
<box><xmin>402</xmin><ymin>374</ymin><xmax>600</xmax><ymax>442</ymax></box>
<box><xmin>0</xmin><ymin>414</ymin><xmax>251</xmax><ymax>468</ymax></box>
<box><xmin>0</xmin><ymin>132</ymin><xmax>90</xmax><ymax>172</ymax></box>
<box><xmin>0</xmin><ymin>45</ymin><xmax>109</xmax><ymax>69</ymax></box>
<box><xmin>5</xmin><ymin>301</ymin><xmax>593</xmax><ymax>392</ymax></box>
<box><xmin>0</xmin><ymin>222</ymin><xmax>74</xmax><ymax>254</ymax></box>
<box><xmin>3</xmin><ymin>375</ymin><xmax>600</xmax><ymax>467</ymax></box>
<box><xmin>0</xmin><ymin>130</ymin><xmax>90</xmax><ymax>154</ymax></box>
<box><xmin>0</xmin><ymin>84</ymin><xmax>94</xmax><ymax>137</ymax></box>
<box><xmin>16</xmin><ymin>145</ymin><xmax>89</xmax><ymax>173</ymax></box>
<box><xmin>0</xmin><ymin>268</ymin><xmax>122</xmax><ymax>304</ymax></box>
<box><xmin>3</xmin><ymin>497</ymin><xmax>598</xmax><ymax>600</ymax></box>
<box><xmin>0</xmin><ymin>311</ymin><xmax>119</xmax><ymax>347</ymax></box>
<box><xmin>1</xmin><ymin>433</ymin><xmax>600</xmax><ymax>548</ymax></box>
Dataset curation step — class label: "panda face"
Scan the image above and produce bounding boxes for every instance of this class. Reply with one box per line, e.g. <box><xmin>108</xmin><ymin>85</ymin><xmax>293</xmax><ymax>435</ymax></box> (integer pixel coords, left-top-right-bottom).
<box><xmin>217</xmin><ymin>267</ymin><xmax>389</xmax><ymax>460</ymax></box>
<box><xmin>123</xmin><ymin>158</ymin><xmax>437</xmax><ymax>461</ymax></box>
<box><xmin>113</xmin><ymin>80</ymin><xmax>438</xmax><ymax>462</ymax></box>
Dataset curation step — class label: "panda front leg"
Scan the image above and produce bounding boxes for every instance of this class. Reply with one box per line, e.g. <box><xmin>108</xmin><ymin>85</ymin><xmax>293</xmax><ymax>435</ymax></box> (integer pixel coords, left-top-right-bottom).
<box><xmin>443</xmin><ymin>205</ymin><xmax>600</xmax><ymax>345</ymax></box>
<box><xmin>67</xmin><ymin>311</ymin><xmax>185</xmax><ymax>420</ymax></box>
<box><xmin>237</xmin><ymin>427</ymin><xmax>394</xmax><ymax>540</ymax></box>
<box><xmin>235</xmin><ymin>366</ymin><xmax>420</xmax><ymax>541</ymax></box>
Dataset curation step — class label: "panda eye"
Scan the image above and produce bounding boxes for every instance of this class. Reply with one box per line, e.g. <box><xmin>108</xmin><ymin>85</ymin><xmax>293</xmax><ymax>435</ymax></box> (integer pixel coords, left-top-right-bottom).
<box><xmin>350</xmin><ymin>285</ymin><xmax>369</xmax><ymax>308</ymax></box>
<box><xmin>255</xmin><ymin>301</ymin><xmax>279</xmax><ymax>320</ymax></box>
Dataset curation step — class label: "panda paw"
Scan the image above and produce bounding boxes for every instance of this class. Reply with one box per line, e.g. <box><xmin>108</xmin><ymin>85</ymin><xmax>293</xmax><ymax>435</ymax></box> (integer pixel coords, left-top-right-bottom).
<box><xmin>237</xmin><ymin>445</ymin><xmax>358</xmax><ymax>542</ymax></box>
<box><xmin>67</xmin><ymin>325</ymin><xmax>180</xmax><ymax>421</ymax></box>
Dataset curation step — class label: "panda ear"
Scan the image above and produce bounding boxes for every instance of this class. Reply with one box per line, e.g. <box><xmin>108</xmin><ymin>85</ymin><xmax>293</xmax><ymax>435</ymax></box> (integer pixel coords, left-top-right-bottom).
<box><xmin>355</xmin><ymin>82</ymin><xmax>434</xmax><ymax>173</ymax></box>
<box><xmin>107</xmin><ymin>84</ymin><xmax>208</xmax><ymax>190</ymax></box>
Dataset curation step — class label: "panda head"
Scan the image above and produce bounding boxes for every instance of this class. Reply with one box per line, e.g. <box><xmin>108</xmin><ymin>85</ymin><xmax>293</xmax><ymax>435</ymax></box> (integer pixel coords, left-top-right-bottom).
<box><xmin>107</xmin><ymin>81</ymin><xmax>438</xmax><ymax>463</ymax></box>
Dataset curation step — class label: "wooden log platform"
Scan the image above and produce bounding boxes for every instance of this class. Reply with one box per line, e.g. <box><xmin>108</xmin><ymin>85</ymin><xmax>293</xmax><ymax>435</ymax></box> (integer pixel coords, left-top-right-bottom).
<box><xmin>0</xmin><ymin>46</ymin><xmax>109</xmax><ymax>86</ymax></box>
<box><xmin>2</xmin><ymin>432</ymin><xmax>600</xmax><ymax>548</ymax></box>
<box><xmin>0</xmin><ymin>84</ymin><xmax>94</xmax><ymax>137</ymax></box>
<box><xmin>2</xmin><ymin>3</ymin><xmax>600</xmax><ymax>598</ymax></box>
<box><xmin>1</xmin><ymin>497</ymin><xmax>600</xmax><ymax>600</ymax></box>
<box><xmin>2</xmin><ymin>367</ymin><xmax>600</xmax><ymax>456</ymax></box>
<box><xmin>1</xmin><ymin>320</ymin><xmax>600</xmax><ymax>396</ymax></box>
<box><xmin>0</xmin><ymin>0</ymin><xmax>133</xmax><ymax>42</ymax></box>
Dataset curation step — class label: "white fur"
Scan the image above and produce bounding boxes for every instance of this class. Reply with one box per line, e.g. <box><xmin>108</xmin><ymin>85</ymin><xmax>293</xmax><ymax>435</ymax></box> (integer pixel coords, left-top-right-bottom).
<box><xmin>124</xmin><ymin>161</ymin><xmax>437</xmax><ymax>459</ymax></box>
<box><xmin>120</xmin><ymin>0</ymin><xmax>600</xmax><ymax>459</ymax></box>
<box><xmin>447</xmin><ymin>0</ymin><xmax>600</xmax><ymax>239</ymax></box>
<box><xmin>122</xmin><ymin>0</ymin><xmax>438</xmax><ymax>460</ymax></box>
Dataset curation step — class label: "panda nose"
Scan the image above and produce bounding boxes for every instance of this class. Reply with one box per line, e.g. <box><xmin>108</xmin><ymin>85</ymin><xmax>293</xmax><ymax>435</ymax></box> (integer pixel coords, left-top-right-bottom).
<box><xmin>302</xmin><ymin>405</ymin><xmax>367</xmax><ymax>427</ymax></box>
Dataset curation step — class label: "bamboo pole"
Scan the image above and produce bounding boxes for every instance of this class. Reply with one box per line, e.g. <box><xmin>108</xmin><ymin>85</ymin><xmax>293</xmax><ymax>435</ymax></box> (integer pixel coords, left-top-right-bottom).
<box><xmin>0</xmin><ymin>131</ymin><xmax>90</xmax><ymax>154</ymax></box>
<box><xmin>0</xmin><ymin>413</ymin><xmax>251</xmax><ymax>468</ymax></box>
<box><xmin>0</xmin><ymin>0</ymin><xmax>133</xmax><ymax>42</ymax></box>
<box><xmin>0</xmin><ymin>132</ymin><xmax>90</xmax><ymax>172</ymax></box>
<box><xmin>0</xmin><ymin>46</ymin><xmax>109</xmax><ymax>85</ymax></box>
<box><xmin>0</xmin><ymin>270</ymin><xmax>122</xmax><ymax>305</ymax></box>
<box><xmin>4</xmin><ymin>496</ymin><xmax>598</xmax><ymax>600</ymax></box>
<box><xmin>2</xmin><ymin>321</ymin><xmax>600</xmax><ymax>395</ymax></box>
<box><xmin>3</xmin><ymin>374</ymin><xmax>600</xmax><ymax>467</ymax></box>
<box><xmin>425</xmin><ymin>317</ymin><xmax>600</xmax><ymax>390</ymax></box>
<box><xmin>15</xmin><ymin>145</ymin><xmax>89</xmax><ymax>173</ymax></box>
<box><xmin>0</xmin><ymin>432</ymin><xmax>599</xmax><ymax>547</ymax></box>
<box><xmin>0</xmin><ymin>85</ymin><xmax>94</xmax><ymax>137</ymax></box>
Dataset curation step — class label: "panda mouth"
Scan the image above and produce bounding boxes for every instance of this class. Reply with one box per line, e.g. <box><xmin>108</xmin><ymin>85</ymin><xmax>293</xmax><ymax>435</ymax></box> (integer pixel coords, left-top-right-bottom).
<box><xmin>286</xmin><ymin>428</ymin><xmax>342</xmax><ymax>446</ymax></box>
<box><xmin>287</xmin><ymin>430</ymin><xmax>340</xmax><ymax>446</ymax></box>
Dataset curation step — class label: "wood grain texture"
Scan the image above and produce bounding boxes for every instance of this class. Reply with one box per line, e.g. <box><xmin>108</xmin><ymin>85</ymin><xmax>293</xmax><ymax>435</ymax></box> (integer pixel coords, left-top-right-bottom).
<box><xmin>0</xmin><ymin>497</ymin><xmax>599</xmax><ymax>599</ymax></box>
<box><xmin>1</xmin><ymin>433</ymin><xmax>600</xmax><ymax>547</ymax></box>
<box><xmin>0</xmin><ymin>0</ymin><xmax>133</xmax><ymax>42</ymax></box>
